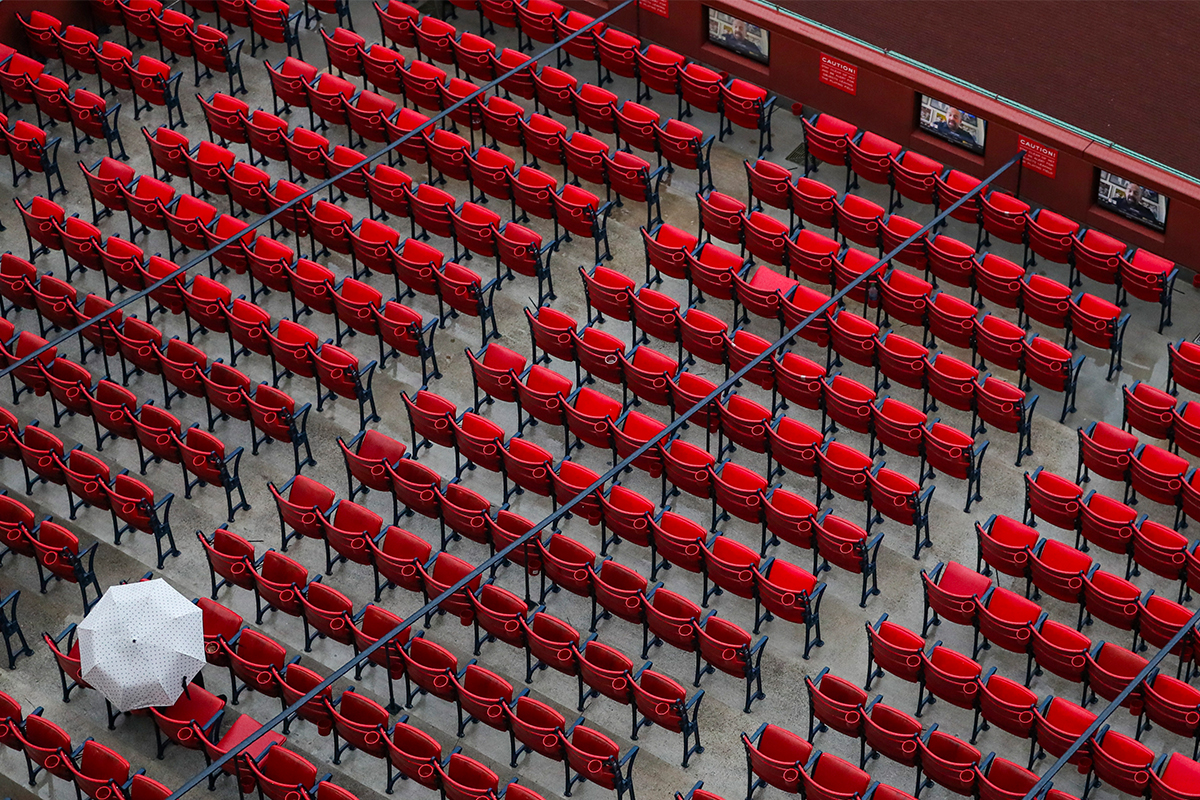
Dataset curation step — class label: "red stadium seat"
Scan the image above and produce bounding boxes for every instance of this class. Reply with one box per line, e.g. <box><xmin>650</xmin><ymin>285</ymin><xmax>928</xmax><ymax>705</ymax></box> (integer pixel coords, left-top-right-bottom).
<box><xmin>1129</xmin><ymin>442</ymin><xmax>1187</xmax><ymax>509</ymax></box>
<box><xmin>631</xmin><ymin>668</ymin><xmax>704</xmax><ymax>767</ymax></box>
<box><xmin>744</xmin><ymin>158</ymin><xmax>792</xmax><ymax>212</ymax></box>
<box><xmin>925</xmin><ymin>233</ymin><xmax>976</xmax><ymax>291</ymax></box>
<box><xmin>975</xmin><ymin>253</ymin><xmax>1024</xmax><ymax>310</ymax></box>
<box><xmin>1030</xmin><ymin>616</ymin><xmax>1091</xmax><ymax>684</ymax></box>
<box><xmin>1123</xmin><ymin>380</ymin><xmax>1175</xmax><ymax>441</ymax></box>
<box><xmin>1025</xmin><ymin>208</ymin><xmax>1080</xmax><ymax>268</ymax></box>
<box><xmin>1068</xmin><ymin>292</ymin><xmax>1129</xmax><ymax>381</ymax></box>
<box><xmin>979</xmin><ymin>189</ymin><xmax>1028</xmax><ymax>249</ymax></box>
<box><xmin>926</xmin><ymin>291</ymin><xmax>977</xmax><ymax>351</ymax></box>
<box><xmin>1032</xmin><ymin>696</ymin><xmax>1095</xmax><ymax>771</ymax></box>
<box><xmin>791</xmin><ymin>177</ymin><xmax>838</xmax><ymax>230</ymax></box>
<box><xmin>815</xmin><ymin>514</ymin><xmax>883</xmax><ymax>608</ymax></box>
<box><xmin>921</xmin><ymin>560</ymin><xmax>990</xmax><ymax>636</ymax></box>
<box><xmin>890</xmin><ymin>150</ymin><xmax>942</xmax><ymax>210</ymax></box>
<box><xmin>803</xmin><ymin>113</ymin><xmax>856</xmax><ymax>177</ymax></box>
<box><xmin>720</xmin><ymin>78</ymin><xmax>776</xmax><ymax>157</ymax></box>
<box><xmin>1119</xmin><ymin>248</ymin><xmax>1178</xmax><ymax>333</ymax></box>
<box><xmin>880</xmin><ymin>213</ymin><xmax>929</xmax><ymax>273</ymax></box>
<box><xmin>1070</xmin><ymin>227</ymin><xmax>1125</xmax><ymax>289</ymax></box>
<box><xmin>744</xmin><ymin>723</ymin><xmax>812</xmax><ymax>796</ymax></box>
<box><xmin>917</xmin><ymin>644</ymin><xmax>982</xmax><ymax>717</ymax></box>
<box><xmin>835</xmin><ymin>194</ymin><xmax>884</xmax><ymax>250</ymax></box>
<box><xmin>915</xmin><ymin>729</ymin><xmax>980</xmax><ymax>795</ymax></box>
<box><xmin>975</xmin><ymin>513</ymin><xmax>1037</xmax><ymax>582</ymax></box>
<box><xmin>849</xmin><ymin>131</ymin><xmax>902</xmax><ymax>193</ymax></box>
<box><xmin>1020</xmin><ymin>273</ymin><xmax>1072</xmax><ymax>332</ymax></box>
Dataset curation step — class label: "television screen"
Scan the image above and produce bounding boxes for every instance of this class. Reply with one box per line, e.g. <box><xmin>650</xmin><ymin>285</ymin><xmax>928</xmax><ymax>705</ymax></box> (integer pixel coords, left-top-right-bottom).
<box><xmin>707</xmin><ymin>8</ymin><xmax>769</xmax><ymax>64</ymax></box>
<box><xmin>1097</xmin><ymin>170</ymin><xmax>1168</xmax><ymax>231</ymax></box>
<box><xmin>917</xmin><ymin>95</ymin><xmax>986</xmax><ymax>155</ymax></box>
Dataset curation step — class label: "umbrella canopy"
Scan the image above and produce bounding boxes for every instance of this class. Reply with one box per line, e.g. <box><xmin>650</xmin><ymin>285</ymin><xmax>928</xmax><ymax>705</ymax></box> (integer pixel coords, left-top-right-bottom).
<box><xmin>78</xmin><ymin>579</ymin><xmax>205</xmax><ymax>711</ymax></box>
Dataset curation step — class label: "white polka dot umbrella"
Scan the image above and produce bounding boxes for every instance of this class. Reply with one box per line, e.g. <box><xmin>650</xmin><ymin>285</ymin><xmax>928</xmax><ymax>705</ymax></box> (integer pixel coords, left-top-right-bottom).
<box><xmin>78</xmin><ymin>579</ymin><xmax>205</xmax><ymax>712</ymax></box>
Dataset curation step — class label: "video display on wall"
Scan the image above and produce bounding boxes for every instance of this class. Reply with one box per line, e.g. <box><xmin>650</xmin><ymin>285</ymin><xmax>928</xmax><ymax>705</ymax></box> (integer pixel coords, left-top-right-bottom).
<box><xmin>706</xmin><ymin>8</ymin><xmax>769</xmax><ymax>64</ymax></box>
<box><xmin>1097</xmin><ymin>170</ymin><xmax>1168</xmax><ymax>231</ymax></box>
<box><xmin>917</xmin><ymin>94</ymin><xmax>987</xmax><ymax>154</ymax></box>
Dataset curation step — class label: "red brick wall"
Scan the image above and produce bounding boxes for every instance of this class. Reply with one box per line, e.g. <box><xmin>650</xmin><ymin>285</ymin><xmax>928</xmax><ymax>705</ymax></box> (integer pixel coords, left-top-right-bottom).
<box><xmin>789</xmin><ymin>0</ymin><xmax>1200</xmax><ymax>181</ymax></box>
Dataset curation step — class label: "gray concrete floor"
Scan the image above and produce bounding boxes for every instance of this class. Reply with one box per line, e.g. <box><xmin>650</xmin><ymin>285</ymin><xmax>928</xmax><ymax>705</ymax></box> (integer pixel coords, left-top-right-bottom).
<box><xmin>0</xmin><ymin>3</ymin><xmax>1198</xmax><ymax>800</ymax></box>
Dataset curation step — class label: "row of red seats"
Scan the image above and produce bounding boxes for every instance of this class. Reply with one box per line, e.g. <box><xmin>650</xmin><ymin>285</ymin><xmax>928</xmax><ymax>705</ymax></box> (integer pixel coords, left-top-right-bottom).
<box><xmin>1122</xmin><ymin>381</ymin><xmax>1200</xmax><ymax>462</ymax></box>
<box><xmin>1</xmin><ymin>38</ymin><xmax>187</xmax><ymax>130</ymax></box>
<box><xmin>742</xmin><ymin>714</ymin><xmax>1049</xmax><ymax>800</ymax></box>
<box><xmin>0</xmin><ymin>114</ymin><xmax>67</xmax><ymax>199</ymax></box>
<box><xmin>0</xmin><ymin>688</ymin><xmax>171</xmax><ymax>800</ymax></box>
<box><xmin>638</xmin><ymin>223</ymin><xmax>1089</xmax><ymax>425</ymax></box>
<box><xmin>411</xmin><ymin>391</ymin><xmax>832</xmax><ymax>629</ymax></box>
<box><xmin>294</xmin><ymin>27</ymin><xmax>693</xmax><ymax>229</ymax></box>
<box><xmin>0</xmin><ymin>269</ymin><xmax>284</xmax><ymax>494</ymax></box>
<box><xmin>1073</xmin><ymin>425</ymin><xmax>1198</xmax><ymax>524</ymax></box>
<box><xmin>864</xmin><ymin>612</ymin><xmax>1200</xmax><ymax>800</ymax></box>
<box><xmin>22</xmin><ymin>72</ymin><xmax>128</xmax><ymax>161</ymax></box>
<box><xmin>1040</xmin><ymin>445</ymin><xmax>1189</xmax><ymax>564</ymax></box>
<box><xmin>686</xmin><ymin>599</ymin><xmax>1200</xmax><ymax>800</ymax></box>
<box><xmin>186</xmin><ymin>88</ymin><xmax>622</xmax><ymax>269</ymax></box>
<box><xmin>134</xmin><ymin>120</ymin><xmax>589</xmax><ymax>332</ymax></box>
<box><xmin>15</xmin><ymin>186</ymin><xmax>443</xmax><ymax>392</ymax></box>
<box><xmin>460</xmin><ymin>328</ymin><xmax>931</xmax><ymax>558</ymax></box>
<box><xmin>199</xmin><ymin>521</ymin><xmax>698</xmax><ymax>772</ymax></box>
<box><xmin>22</xmin><ymin>8</ymin><xmax>247</xmax><ymax>99</ymax></box>
<box><xmin>146</xmin><ymin>108</ymin><xmax>585</xmax><ymax>286</ymax></box>
<box><xmin>118</xmin><ymin>141</ymin><xmax>503</xmax><ymax>349</ymax></box>
<box><xmin>332</xmin><ymin>415</ymin><xmax>836</xmax><ymax>637</ymax></box>
<box><xmin>458</xmin><ymin>340</ymin><xmax>892</xmax><ymax>592</ymax></box>
<box><xmin>44</xmin><ymin>606</ymin><xmax>385</xmax><ymax>800</ymax></box>
<box><xmin>197</xmin><ymin>544</ymin><xmax>673</xmax><ymax>786</ymax></box>
<box><xmin>980</xmin><ymin>507</ymin><xmax>1193</xmax><ymax>612</ymax></box>
<box><xmin>747</xmin><ymin>139</ymin><xmax>934</xmax><ymax>220</ymax></box>
<box><xmin>376</xmin><ymin>0</ymin><xmax>776</xmax><ymax>157</ymax></box>
<box><xmin>96</xmin><ymin>0</ymin><xmax>307</xmax><ymax>61</ymax></box>
<box><xmin>0</xmin><ymin>405</ymin><xmax>178</xmax><ymax>567</ymax></box>
<box><xmin>808</xmin><ymin>664</ymin><xmax>1081</xmax><ymax>795</ymax></box>
<box><xmin>0</xmin><ymin>268</ymin><xmax>319</xmax><ymax>483</ymax></box>
<box><xmin>197</xmin><ymin>530</ymin><xmax>643</xmax><ymax>797</ymax></box>
<box><xmin>56</xmin><ymin>591</ymin><xmax>545</xmax><ymax>800</ymax></box>
<box><xmin>522</xmin><ymin>296</ymin><xmax>991</xmax><ymax>517</ymax></box>
<box><xmin>311</xmin><ymin>25</ymin><xmax>722</xmax><ymax>195</ymax></box>
<box><xmin>5</xmin><ymin>224</ymin><xmax>383</xmax><ymax>433</ymax></box>
<box><xmin>0</xmin><ymin>493</ymin><xmax>102</xmax><ymax>613</ymax></box>
<box><xmin>691</xmin><ymin>187</ymin><xmax>1130</xmax><ymax>384</ymax></box>
<box><xmin>149</xmin><ymin>112</ymin><xmax>564</xmax><ymax>307</ymax></box>
<box><xmin>795</xmin><ymin>113</ymin><xmax>1179</xmax><ymax>332</ymax></box>
<box><xmin>637</xmin><ymin>227</ymin><xmax>1078</xmax><ymax>443</ymax></box>
<box><xmin>923</xmin><ymin>559</ymin><xmax>1194</xmax><ymax>696</ymax></box>
<box><xmin>333</xmin><ymin>411</ymin><xmax>822</xmax><ymax>661</ymax></box>
<box><xmin>403</xmin><ymin>368</ymin><xmax>887</xmax><ymax>615</ymax></box>
<box><xmin>149</xmin><ymin>666</ymin><xmax>548</xmax><ymax>800</ymax></box>
<box><xmin>285</xmin><ymin>432</ymin><xmax>784</xmax><ymax>717</ymax></box>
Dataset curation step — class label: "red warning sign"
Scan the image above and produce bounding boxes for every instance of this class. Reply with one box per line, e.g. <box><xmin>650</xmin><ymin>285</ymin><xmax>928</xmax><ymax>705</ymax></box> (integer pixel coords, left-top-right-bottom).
<box><xmin>640</xmin><ymin>0</ymin><xmax>668</xmax><ymax>18</ymax></box>
<box><xmin>1018</xmin><ymin>136</ymin><xmax>1058</xmax><ymax>179</ymax></box>
<box><xmin>819</xmin><ymin>53</ymin><xmax>857</xmax><ymax>95</ymax></box>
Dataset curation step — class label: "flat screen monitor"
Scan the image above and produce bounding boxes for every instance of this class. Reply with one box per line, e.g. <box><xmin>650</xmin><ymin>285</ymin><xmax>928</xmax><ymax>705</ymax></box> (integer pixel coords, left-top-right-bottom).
<box><xmin>918</xmin><ymin>95</ymin><xmax>986</xmax><ymax>155</ymax></box>
<box><xmin>1097</xmin><ymin>170</ymin><xmax>1168</xmax><ymax>231</ymax></box>
<box><xmin>706</xmin><ymin>8</ymin><xmax>769</xmax><ymax>64</ymax></box>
